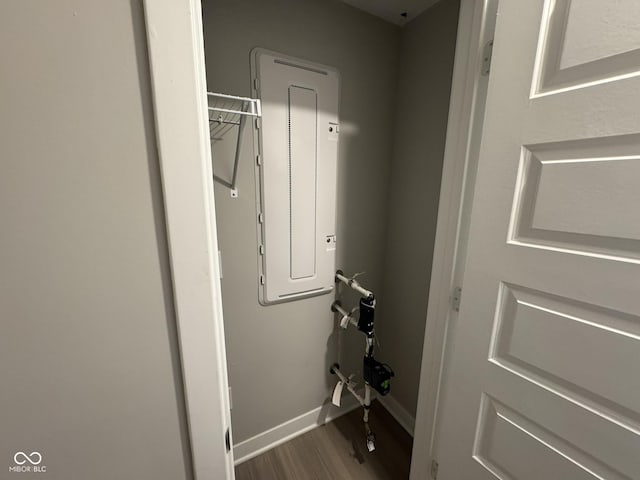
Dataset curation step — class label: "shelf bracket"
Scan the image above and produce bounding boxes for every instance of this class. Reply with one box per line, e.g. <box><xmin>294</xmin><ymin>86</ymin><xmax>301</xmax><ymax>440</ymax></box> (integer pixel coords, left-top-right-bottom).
<box><xmin>208</xmin><ymin>92</ymin><xmax>261</xmax><ymax>198</ymax></box>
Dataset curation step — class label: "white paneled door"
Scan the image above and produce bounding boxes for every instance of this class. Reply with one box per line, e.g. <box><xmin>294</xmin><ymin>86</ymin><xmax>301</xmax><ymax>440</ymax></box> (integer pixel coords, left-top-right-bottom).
<box><xmin>433</xmin><ymin>1</ymin><xmax>640</xmax><ymax>479</ymax></box>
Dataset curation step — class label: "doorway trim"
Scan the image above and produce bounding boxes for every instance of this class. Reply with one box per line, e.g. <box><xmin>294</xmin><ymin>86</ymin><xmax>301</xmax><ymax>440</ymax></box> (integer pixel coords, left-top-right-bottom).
<box><xmin>140</xmin><ymin>0</ymin><xmax>494</xmax><ymax>478</ymax></box>
<box><xmin>143</xmin><ymin>0</ymin><xmax>234</xmax><ymax>479</ymax></box>
<box><xmin>410</xmin><ymin>0</ymin><xmax>497</xmax><ymax>478</ymax></box>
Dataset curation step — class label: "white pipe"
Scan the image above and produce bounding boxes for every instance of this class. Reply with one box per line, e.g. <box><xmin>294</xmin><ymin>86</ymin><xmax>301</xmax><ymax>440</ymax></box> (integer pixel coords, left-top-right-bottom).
<box><xmin>332</xmin><ymin>365</ymin><xmax>376</xmax><ymax>452</ymax></box>
<box><xmin>364</xmin><ymin>383</ymin><xmax>371</xmax><ymax>407</ymax></box>
<box><xmin>364</xmin><ymin>383</ymin><xmax>372</xmax><ymax>421</ymax></box>
<box><xmin>332</xmin><ymin>302</ymin><xmax>358</xmax><ymax>329</ymax></box>
<box><xmin>335</xmin><ymin>272</ymin><xmax>373</xmax><ymax>299</ymax></box>
<box><xmin>333</xmin><ymin>302</ymin><xmax>349</xmax><ymax>316</ymax></box>
<box><xmin>331</xmin><ymin>366</ymin><xmax>365</xmax><ymax>407</ymax></box>
<box><xmin>363</xmin><ymin>383</ymin><xmax>375</xmax><ymax>451</ymax></box>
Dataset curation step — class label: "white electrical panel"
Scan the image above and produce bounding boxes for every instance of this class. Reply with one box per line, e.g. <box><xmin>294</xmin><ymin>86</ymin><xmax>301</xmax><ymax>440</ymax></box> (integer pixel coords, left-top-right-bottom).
<box><xmin>251</xmin><ymin>49</ymin><xmax>339</xmax><ymax>305</ymax></box>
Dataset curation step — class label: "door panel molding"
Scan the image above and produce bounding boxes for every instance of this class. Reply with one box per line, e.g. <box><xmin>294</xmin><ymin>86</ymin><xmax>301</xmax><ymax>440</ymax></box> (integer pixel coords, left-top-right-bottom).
<box><xmin>433</xmin><ymin>0</ymin><xmax>640</xmax><ymax>478</ymax></box>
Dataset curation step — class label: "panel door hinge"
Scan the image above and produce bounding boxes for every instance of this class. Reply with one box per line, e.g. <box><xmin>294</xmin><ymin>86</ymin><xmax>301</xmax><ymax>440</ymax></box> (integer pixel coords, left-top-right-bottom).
<box><xmin>481</xmin><ymin>39</ymin><xmax>493</xmax><ymax>76</ymax></box>
<box><xmin>452</xmin><ymin>286</ymin><xmax>462</xmax><ymax>312</ymax></box>
<box><xmin>225</xmin><ymin>428</ymin><xmax>231</xmax><ymax>452</ymax></box>
<box><xmin>430</xmin><ymin>459</ymin><xmax>439</xmax><ymax>479</ymax></box>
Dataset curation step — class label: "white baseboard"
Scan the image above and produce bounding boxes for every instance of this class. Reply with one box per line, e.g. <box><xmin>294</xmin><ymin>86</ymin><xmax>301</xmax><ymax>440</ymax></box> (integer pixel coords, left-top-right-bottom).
<box><xmin>233</xmin><ymin>394</ymin><xmax>361</xmax><ymax>465</ymax></box>
<box><xmin>376</xmin><ymin>394</ymin><xmax>415</xmax><ymax>437</ymax></box>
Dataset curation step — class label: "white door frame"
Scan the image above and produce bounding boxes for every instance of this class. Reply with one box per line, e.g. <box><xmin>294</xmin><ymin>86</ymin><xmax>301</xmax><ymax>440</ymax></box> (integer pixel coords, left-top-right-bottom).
<box><xmin>410</xmin><ymin>0</ymin><xmax>496</xmax><ymax>478</ymax></box>
<box><xmin>141</xmin><ymin>0</ymin><xmax>493</xmax><ymax>479</ymax></box>
<box><xmin>143</xmin><ymin>1</ymin><xmax>234</xmax><ymax>479</ymax></box>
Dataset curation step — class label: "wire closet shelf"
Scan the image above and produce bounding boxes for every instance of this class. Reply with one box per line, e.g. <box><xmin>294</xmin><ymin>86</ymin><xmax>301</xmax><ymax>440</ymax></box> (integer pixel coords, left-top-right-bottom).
<box><xmin>208</xmin><ymin>92</ymin><xmax>262</xmax><ymax>197</ymax></box>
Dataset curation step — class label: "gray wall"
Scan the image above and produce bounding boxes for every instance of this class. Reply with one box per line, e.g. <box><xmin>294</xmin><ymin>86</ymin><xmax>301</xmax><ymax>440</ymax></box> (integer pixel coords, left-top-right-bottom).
<box><xmin>378</xmin><ymin>0</ymin><xmax>460</xmax><ymax>419</ymax></box>
<box><xmin>0</xmin><ymin>2</ymin><xmax>192</xmax><ymax>479</ymax></box>
<box><xmin>203</xmin><ymin>0</ymin><xmax>400</xmax><ymax>443</ymax></box>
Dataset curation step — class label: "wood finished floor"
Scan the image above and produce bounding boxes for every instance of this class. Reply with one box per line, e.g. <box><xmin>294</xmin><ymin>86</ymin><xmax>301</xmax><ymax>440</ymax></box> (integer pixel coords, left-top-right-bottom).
<box><xmin>235</xmin><ymin>400</ymin><xmax>413</xmax><ymax>480</ymax></box>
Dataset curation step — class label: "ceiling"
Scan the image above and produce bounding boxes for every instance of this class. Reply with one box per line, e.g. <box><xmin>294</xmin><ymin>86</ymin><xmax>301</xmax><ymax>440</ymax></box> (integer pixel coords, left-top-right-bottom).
<box><xmin>338</xmin><ymin>0</ymin><xmax>442</xmax><ymax>26</ymax></box>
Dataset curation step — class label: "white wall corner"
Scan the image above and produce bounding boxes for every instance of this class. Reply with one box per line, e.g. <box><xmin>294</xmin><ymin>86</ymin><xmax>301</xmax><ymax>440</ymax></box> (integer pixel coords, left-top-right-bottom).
<box><xmin>377</xmin><ymin>394</ymin><xmax>416</xmax><ymax>437</ymax></box>
<box><xmin>233</xmin><ymin>395</ymin><xmax>362</xmax><ymax>465</ymax></box>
